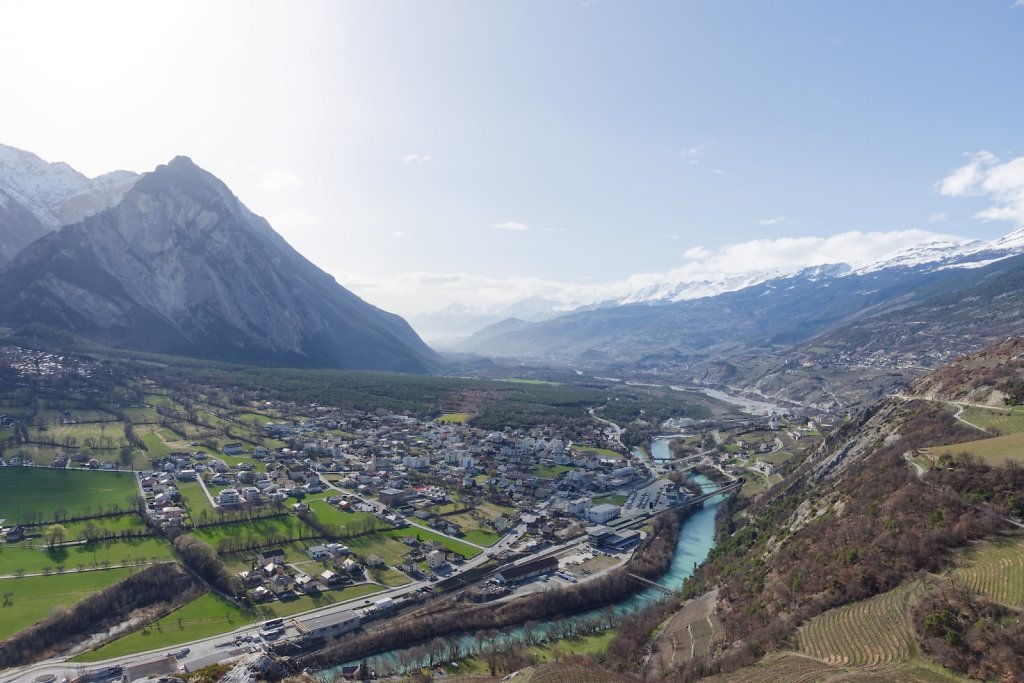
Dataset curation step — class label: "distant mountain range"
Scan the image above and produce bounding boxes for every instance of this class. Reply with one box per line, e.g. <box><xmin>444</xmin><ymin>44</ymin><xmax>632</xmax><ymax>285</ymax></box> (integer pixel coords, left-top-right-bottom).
<box><xmin>453</xmin><ymin>226</ymin><xmax>1024</xmax><ymax>401</ymax></box>
<box><xmin>0</xmin><ymin>146</ymin><xmax>437</xmax><ymax>373</ymax></box>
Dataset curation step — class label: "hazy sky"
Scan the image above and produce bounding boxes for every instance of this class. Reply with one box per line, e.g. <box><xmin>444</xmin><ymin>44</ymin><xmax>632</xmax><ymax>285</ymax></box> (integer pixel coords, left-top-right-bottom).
<box><xmin>2</xmin><ymin>0</ymin><xmax>1023</xmax><ymax>318</ymax></box>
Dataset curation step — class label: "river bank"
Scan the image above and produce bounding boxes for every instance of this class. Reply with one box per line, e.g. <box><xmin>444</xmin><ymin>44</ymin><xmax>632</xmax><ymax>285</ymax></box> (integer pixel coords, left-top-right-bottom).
<box><xmin>319</xmin><ymin>474</ymin><xmax>725</xmax><ymax>676</ymax></box>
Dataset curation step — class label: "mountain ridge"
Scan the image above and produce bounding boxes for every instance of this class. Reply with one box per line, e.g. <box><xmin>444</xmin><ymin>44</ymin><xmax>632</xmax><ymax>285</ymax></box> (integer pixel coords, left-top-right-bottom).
<box><xmin>0</xmin><ymin>154</ymin><xmax>438</xmax><ymax>373</ymax></box>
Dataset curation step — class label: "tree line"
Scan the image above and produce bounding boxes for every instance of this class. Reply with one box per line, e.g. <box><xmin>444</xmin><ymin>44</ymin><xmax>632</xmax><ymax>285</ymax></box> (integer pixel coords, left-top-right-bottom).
<box><xmin>0</xmin><ymin>562</ymin><xmax>199</xmax><ymax>667</ymax></box>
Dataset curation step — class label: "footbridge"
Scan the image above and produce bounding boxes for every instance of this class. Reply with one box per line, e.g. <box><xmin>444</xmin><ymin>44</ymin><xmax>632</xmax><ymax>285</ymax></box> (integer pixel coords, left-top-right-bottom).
<box><xmin>626</xmin><ymin>573</ymin><xmax>674</xmax><ymax>596</ymax></box>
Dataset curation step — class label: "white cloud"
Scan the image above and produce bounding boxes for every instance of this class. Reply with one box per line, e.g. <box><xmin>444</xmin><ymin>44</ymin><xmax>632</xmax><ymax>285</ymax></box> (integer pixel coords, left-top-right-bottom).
<box><xmin>259</xmin><ymin>169</ymin><xmax>300</xmax><ymax>192</ymax></box>
<box><xmin>392</xmin><ymin>230</ymin><xmax>411</xmax><ymax>238</ymax></box>
<box><xmin>268</xmin><ymin>208</ymin><xmax>319</xmax><ymax>231</ymax></box>
<box><xmin>494</xmin><ymin>222</ymin><xmax>529</xmax><ymax>231</ymax></box>
<box><xmin>337</xmin><ymin>230</ymin><xmax>966</xmax><ymax>318</ymax></box>
<box><xmin>403</xmin><ymin>154</ymin><xmax>432</xmax><ymax>164</ymax></box>
<box><xmin>678</xmin><ymin>143</ymin><xmax>707</xmax><ymax>165</ymax></box>
<box><xmin>711</xmin><ymin>168</ymin><xmax>727</xmax><ymax>176</ymax></box>
<box><xmin>1013</xmin><ymin>0</ymin><xmax>1024</xmax><ymax>8</ymax></box>
<box><xmin>758</xmin><ymin>216</ymin><xmax>786</xmax><ymax>226</ymax></box>
<box><xmin>939</xmin><ymin>151</ymin><xmax>1024</xmax><ymax>224</ymax></box>
<box><xmin>928</xmin><ymin>211</ymin><xmax>947</xmax><ymax>224</ymax></box>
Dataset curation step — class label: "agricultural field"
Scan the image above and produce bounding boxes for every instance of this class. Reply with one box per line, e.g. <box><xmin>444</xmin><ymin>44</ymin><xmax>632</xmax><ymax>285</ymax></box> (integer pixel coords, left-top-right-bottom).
<box><xmin>73</xmin><ymin>592</ymin><xmax>255</xmax><ymax>662</ymax></box>
<box><xmin>532</xmin><ymin>464</ymin><xmax>575</xmax><ymax>479</ymax></box>
<box><xmin>437</xmin><ymin>412</ymin><xmax>471</xmax><ymax>424</ymax></box>
<box><xmin>649</xmin><ymin>591</ymin><xmax>720</xmax><ymax>677</ymax></box>
<box><xmin>926</xmin><ymin>431</ymin><xmax>1024</xmax><ymax>466</ymax></box>
<box><xmin>175</xmin><ymin>480</ymin><xmax>217</xmax><ymax>520</ymax></box>
<box><xmin>257</xmin><ymin>582</ymin><xmax>384</xmax><ymax>618</ymax></box>
<box><xmin>369</xmin><ymin>566</ymin><xmax>412</xmax><ymax>587</ymax></box>
<box><xmin>0</xmin><ymin>468</ymin><xmax>138</xmax><ymax>522</ymax></box>
<box><xmin>797</xmin><ymin>579</ymin><xmax>927</xmax><ymax>667</ymax></box>
<box><xmin>191</xmin><ymin>515</ymin><xmax>316</xmax><ymax>550</ymax></box>
<box><xmin>306</xmin><ymin>498</ymin><xmax>381</xmax><ymax>532</ymax></box>
<box><xmin>950</xmin><ymin>534</ymin><xmax>1024</xmax><ymax>608</ymax></box>
<box><xmin>705</xmin><ymin>653</ymin><xmax>883</xmax><ymax>682</ymax></box>
<box><xmin>463</xmin><ymin>529</ymin><xmax>502</xmax><ymax>546</ymax></box>
<box><xmin>0</xmin><ymin>537</ymin><xmax>173</xmax><ymax>576</ymax></box>
<box><xmin>385</xmin><ymin>527</ymin><xmax>482</xmax><ymax>558</ymax></box>
<box><xmin>346</xmin><ymin>532</ymin><xmax>416</xmax><ymax>567</ymax></box>
<box><xmin>516</xmin><ymin>662</ymin><xmax>633</xmax><ymax>683</ymax></box>
<box><xmin>141</xmin><ymin>430</ymin><xmax>174</xmax><ymax>458</ymax></box>
<box><xmin>233</xmin><ymin>412</ymin><xmax>274</xmax><ymax>426</ymax></box>
<box><xmin>219</xmin><ymin>541</ymin><xmax>318</xmax><ymax>574</ymax></box>
<box><xmin>60</xmin><ymin>514</ymin><xmax>150</xmax><ymax>540</ymax></box>
<box><xmin>756</xmin><ymin>450</ymin><xmax>793</xmax><ymax>466</ymax></box>
<box><xmin>0</xmin><ymin>567</ymin><xmax>139</xmax><ymax>640</ymax></box>
<box><xmin>572</xmin><ymin>445</ymin><xmax>621</xmax><ymax>458</ymax></box>
<box><xmin>444</xmin><ymin>512</ymin><xmax>503</xmax><ymax>546</ymax></box>
<box><xmin>957</xmin><ymin>406</ymin><xmax>1024</xmax><ymax>435</ymax></box>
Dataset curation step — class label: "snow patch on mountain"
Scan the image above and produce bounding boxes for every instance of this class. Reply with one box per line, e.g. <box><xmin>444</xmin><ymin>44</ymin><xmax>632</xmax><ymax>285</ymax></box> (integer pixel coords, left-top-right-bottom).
<box><xmin>0</xmin><ymin>144</ymin><xmax>139</xmax><ymax>229</ymax></box>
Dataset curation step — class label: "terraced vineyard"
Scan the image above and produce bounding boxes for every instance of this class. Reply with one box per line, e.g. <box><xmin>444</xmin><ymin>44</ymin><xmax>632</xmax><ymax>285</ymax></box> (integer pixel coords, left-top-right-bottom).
<box><xmin>707</xmin><ymin>653</ymin><xmax>842</xmax><ymax>682</ymax></box>
<box><xmin>958</xmin><ymin>406</ymin><xmax>1024</xmax><ymax>435</ymax></box>
<box><xmin>522</xmin><ymin>663</ymin><xmax>633</xmax><ymax>683</ymax></box>
<box><xmin>950</xmin><ymin>534</ymin><xmax>1024</xmax><ymax>608</ymax></box>
<box><xmin>708</xmin><ymin>654</ymin><xmax>964</xmax><ymax>683</ymax></box>
<box><xmin>796</xmin><ymin>580</ymin><xmax>926</xmax><ymax>667</ymax></box>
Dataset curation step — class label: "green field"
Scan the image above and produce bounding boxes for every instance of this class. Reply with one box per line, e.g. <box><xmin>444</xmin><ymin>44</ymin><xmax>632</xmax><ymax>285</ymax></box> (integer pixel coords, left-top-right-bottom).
<box><xmin>61</xmin><ymin>514</ymin><xmax>149</xmax><ymax>540</ymax></box>
<box><xmin>73</xmin><ymin>592</ymin><xmax>254</xmax><ymax>661</ymax></box>
<box><xmin>191</xmin><ymin>515</ymin><xmax>314</xmax><ymax>548</ymax></box>
<box><xmin>257</xmin><ymin>582</ymin><xmax>384</xmax><ymax>618</ymax></box>
<box><xmin>346</xmin><ymin>532</ymin><xmax>415</xmax><ymax>567</ymax></box>
<box><xmin>0</xmin><ymin>468</ymin><xmax>138</xmax><ymax>522</ymax></box>
<box><xmin>927</xmin><ymin>431</ymin><xmax>1024</xmax><ymax>466</ymax></box>
<box><xmin>756</xmin><ymin>450</ymin><xmax>793</xmax><ymax>466</ymax></box>
<box><xmin>436</xmin><ymin>412</ymin><xmax>471</xmax><ymax>423</ymax></box>
<box><xmin>958</xmin><ymin>406</ymin><xmax>1024</xmax><ymax>435</ymax></box>
<box><xmin>175</xmin><ymin>480</ymin><xmax>217</xmax><ymax>520</ymax></box>
<box><xmin>797</xmin><ymin>579</ymin><xmax>926</xmax><ymax>667</ymax></box>
<box><xmin>141</xmin><ymin>430</ymin><xmax>173</xmax><ymax>458</ymax></box>
<box><xmin>532</xmin><ymin>464</ymin><xmax>575</xmax><ymax>479</ymax></box>
<box><xmin>234</xmin><ymin>412</ymin><xmax>273</xmax><ymax>426</ymax></box>
<box><xmin>370</xmin><ymin>566</ymin><xmax>412</xmax><ymax>587</ymax></box>
<box><xmin>0</xmin><ymin>567</ymin><xmax>138</xmax><ymax>639</ymax></box>
<box><xmin>307</xmin><ymin>499</ymin><xmax>381</xmax><ymax>532</ymax></box>
<box><xmin>450</xmin><ymin>629</ymin><xmax>617</xmax><ymax>676</ymax></box>
<box><xmin>463</xmin><ymin>529</ymin><xmax>502</xmax><ymax>546</ymax></box>
<box><xmin>572</xmin><ymin>445</ymin><xmax>621</xmax><ymax>458</ymax></box>
<box><xmin>593</xmin><ymin>494</ymin><xmax>628</xmax><ymax>506</ymax></box>
<box><xmin>219</xmin><ymin>541</ymin><xmax>320</xmax><ymax>574</ymax></box>
<box><xmin>0</xmin><ymin>537</ymin><xmax>173</xmax><ymax>576</ymax></box>
<box><xmin>386</xmin><ymin>527</ymin><xmax>482</xmax><ymax>558</ymax></box>
<box><xmin>951</xmin><ymin>534</ymin><xmax>1024</xmax><ymax>608</ymax></box>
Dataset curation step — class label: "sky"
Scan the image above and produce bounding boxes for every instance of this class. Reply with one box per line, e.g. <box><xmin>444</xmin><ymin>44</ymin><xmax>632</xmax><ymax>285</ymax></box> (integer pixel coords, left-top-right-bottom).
<box><xmin>1</xmin><ymin>0</ymin><xmax>1023</xmax><ymax>326</ymax></box>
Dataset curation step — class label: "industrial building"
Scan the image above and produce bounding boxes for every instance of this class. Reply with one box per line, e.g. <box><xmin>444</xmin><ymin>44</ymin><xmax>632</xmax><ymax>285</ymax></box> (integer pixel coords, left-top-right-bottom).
<box><xmin>295</xmin><ymin>609</ymin><xmax>361</xmax><ymax>639</ymax></box>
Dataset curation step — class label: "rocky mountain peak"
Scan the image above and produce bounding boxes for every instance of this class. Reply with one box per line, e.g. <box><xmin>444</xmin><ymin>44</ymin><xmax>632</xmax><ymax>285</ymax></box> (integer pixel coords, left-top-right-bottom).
<box><xmin>0</xmin><ymin>151</ymin><xmax>438</xmax><ymax>373</ymax></box>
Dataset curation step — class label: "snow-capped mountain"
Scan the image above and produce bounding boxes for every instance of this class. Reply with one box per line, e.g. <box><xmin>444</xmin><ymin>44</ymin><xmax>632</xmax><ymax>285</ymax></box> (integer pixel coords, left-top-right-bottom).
<box><xmin>612</xmin><ymin>227</ymin><xmax>1024</xmax><ymax>307</ymax></box>
<box><xmin>0</xmin><ymin>144</ymin><xmax>139</xmax><ymax>229</ymax></box>
<box><xmin>0</xmin><ymin>144</ymin><xmax>139</xmax><ymax>265</ymax></box>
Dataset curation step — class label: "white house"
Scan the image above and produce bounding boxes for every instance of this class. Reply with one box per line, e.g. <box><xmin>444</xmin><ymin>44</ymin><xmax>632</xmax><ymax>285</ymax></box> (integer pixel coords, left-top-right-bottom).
<box><xmin>426</xmin><ymin>549</ymin><xmax>447</xmax><ymax>570</ymax></box>
<box><xmin>217</xmin><ymin>488</ymin><xmax>242</xmax><ymax>506</ymax></box>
